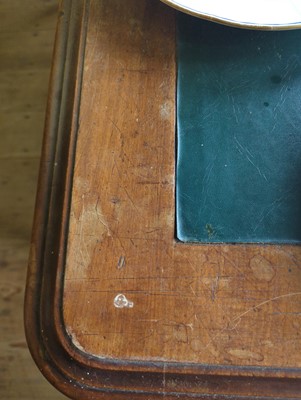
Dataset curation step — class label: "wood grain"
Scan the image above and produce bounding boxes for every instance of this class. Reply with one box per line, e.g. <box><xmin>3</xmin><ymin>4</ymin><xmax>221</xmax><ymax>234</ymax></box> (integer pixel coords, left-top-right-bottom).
<box><xmin>25</xmin><ymin>0</ymin><xmax>301</xmax><ymax>398</ymax></box>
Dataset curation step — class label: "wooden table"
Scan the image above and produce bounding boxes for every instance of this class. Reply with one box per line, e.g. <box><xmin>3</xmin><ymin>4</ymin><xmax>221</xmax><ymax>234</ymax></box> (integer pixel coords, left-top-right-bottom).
<box><xmin>25</xmin><ymin>1</ymin><xmax>301</xmax><ymax>398</ymax></box>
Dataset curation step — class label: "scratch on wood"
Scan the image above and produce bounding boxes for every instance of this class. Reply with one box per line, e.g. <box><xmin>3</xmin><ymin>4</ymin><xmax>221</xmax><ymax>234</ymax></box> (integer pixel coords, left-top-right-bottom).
<box><xmin>123</xmin><ymin>186</ymin><xmax>140</xmax><ymax>213</ymax></box>
<box><xmin>117</xmin><ymin>256</ymin><xmax>126</xmax><ymax>270</ymax></box>
<box><xmin>108</xmin><ymin>117</ymin><xmax>123</xmax><ymax>136</ymax></box>
<box><xmin>229</xmin><ymin>291</ymin><xmax>301</xmax><ymax>327</ymax></box>
<box><xmin>138</xmin><ymin>319</ymin><xmax>160</xmax><ymax>323</ymax></box>
<box><xmin>203</xmin><ymin>291</ymin><xmax>301</xmax><ymax>351</ymax></box>
<box><xmin>221</xmin><ymin>251</ymin><xmax>259</xmax><ymax>291</ymax></box>
<box><xmin>95</xmin><ymin>196</ymin><xmax>112</xmax><ymax>235</ymax></box>
<box><xmin>211</xmin><ymin>275</ymin><xmax>220</xmax><ymax>302</ymax></box>
<box><xmin>189</xmin><ymin>284</ymin><xmax>196</xmax><ymax>296</ymax></box>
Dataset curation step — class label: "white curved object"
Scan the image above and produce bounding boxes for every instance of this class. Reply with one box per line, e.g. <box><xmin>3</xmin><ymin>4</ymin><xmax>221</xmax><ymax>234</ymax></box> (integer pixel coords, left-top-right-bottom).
<box><xmin>161</xmin><ymin>0</ymin><xmax>301</xmax><ymax>29</ymax></box>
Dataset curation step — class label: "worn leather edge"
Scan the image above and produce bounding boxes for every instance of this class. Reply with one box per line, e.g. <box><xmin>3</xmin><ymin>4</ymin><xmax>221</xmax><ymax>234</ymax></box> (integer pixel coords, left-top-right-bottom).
<box><xmin>24</xmin><ymin>0</ymin><xmax>301</xmax><ymax>399</ymax></box>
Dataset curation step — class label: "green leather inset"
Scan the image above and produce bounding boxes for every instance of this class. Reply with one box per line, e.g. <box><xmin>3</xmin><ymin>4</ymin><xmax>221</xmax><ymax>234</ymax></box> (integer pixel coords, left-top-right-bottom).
<box><xmin>176</xmin><ymin>14</ymin><xmax>301</xmax><ymax>243</ymax></box>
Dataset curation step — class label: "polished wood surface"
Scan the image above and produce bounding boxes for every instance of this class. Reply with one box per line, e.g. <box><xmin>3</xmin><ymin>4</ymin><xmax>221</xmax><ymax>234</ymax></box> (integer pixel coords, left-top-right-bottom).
<box><xmin>65</xmin><ymin>0</ymin><xmax>301</xmax><ymax>367</ymax></box>
<box><xmin>25</xmin><ymin>0</ymin><xmax>301</xmax><ymax>398</ymax></box>
<box><xmin>0</xmin><ymin>0</ymin><xmax>66</xmax><ymax>398</ymax></box>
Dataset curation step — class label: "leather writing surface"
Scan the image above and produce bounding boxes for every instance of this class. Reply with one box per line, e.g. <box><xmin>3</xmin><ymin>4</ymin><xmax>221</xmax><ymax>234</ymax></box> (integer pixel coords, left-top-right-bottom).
<box><xmin>176</xmin><ymin>14</ymin><xmax>301</xmax><ymax>243</ymax></box>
